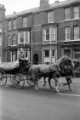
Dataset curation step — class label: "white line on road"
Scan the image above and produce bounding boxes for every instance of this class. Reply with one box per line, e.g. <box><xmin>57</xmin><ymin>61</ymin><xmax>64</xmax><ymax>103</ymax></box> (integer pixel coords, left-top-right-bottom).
<box><xmin>58</xmin><ymin>93</ymin><xmax>80</xmax><ymax>97</ymax></box>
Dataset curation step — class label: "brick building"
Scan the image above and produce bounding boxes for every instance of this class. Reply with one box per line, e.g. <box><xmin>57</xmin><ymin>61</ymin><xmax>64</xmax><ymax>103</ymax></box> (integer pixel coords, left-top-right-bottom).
<box><xmin>0</xmin><ymin>4</ymin><xmax>5</xmax><ymax>62</ymax></box>
<box><xmin>4</xmin><ymin>0</ymin><xmax>80</xmax><ymax>64</ymax></box>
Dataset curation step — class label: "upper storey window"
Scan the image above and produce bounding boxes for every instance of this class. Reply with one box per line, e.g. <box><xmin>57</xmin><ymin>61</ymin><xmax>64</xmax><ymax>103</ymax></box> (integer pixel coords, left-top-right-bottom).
<box><xmin>73</xmin><ymin>6</ymin><xmax>79</xmax><ymax>19</ymax></box>
<box><xmin>48</xmin><ymin>11</ymin><xmax>54</xmax><ymax>23</ymax></box>
<box><xmin>65</xmin><ymin>8</ymin><xmax>71</xmax><ymax>20</ymax></box>
<box><xmin>12</xmin><ymin>34</ymin><xmax>17</xmax><ymax>45</ymax></box>
<box><xmin>18</xmin><ymin>31</ymin><xmax>30</xmax><ymax>44</ymax></box>
<box><xmin>12</xmin><ymin>19</ymin><xmax>17</xmax><ymax>30</ymax></box>
<box><xmin>8</xmin><ymin>34</ymin><xmax>12</xmax><ymax>46</ymax></box>
<box><xmin>23</xmin><ymin>17</ymin><xmax>28</xmax><ymax>28</ymax></box>
<box><xmin>23</xmin><ymin>31</ymin><xmax>30</xmax><ymax>44</ymax></box>
<box><xmin>8</xmin><ymin>21</ymin><xmax>12</xmax><ymax>31</ymax></box>
<box><xmin>43</xmin><ymin>28</ymin><xmax>49</xmax><ymax>41</ymax></box>
<box><xmin>18</xmin><ymin>31</ymin><xmax>24</xmax><ymax>44</ymax></box>
<box><xmin>17</xmin><ymin>17</ymin><xmax>23</xmax><ymax>29</ymax></box>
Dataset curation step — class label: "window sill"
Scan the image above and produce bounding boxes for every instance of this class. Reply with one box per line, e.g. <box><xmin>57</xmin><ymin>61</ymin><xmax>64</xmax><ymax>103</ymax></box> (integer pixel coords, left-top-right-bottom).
<box><xmin>59</xmin><ymin>18</ymin><xmax>80</xmax><ymax>23</ymax></box>
<box><xmin>64</xmin><ymin>39</ymin><xmax>80</xmax><ymax>42</ymax></box>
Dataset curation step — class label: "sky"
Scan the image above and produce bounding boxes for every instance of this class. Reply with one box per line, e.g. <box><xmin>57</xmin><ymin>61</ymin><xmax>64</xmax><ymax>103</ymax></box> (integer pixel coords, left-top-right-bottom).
<box><xmin>0</xmin><ymin>0</ymin><xmax>65</xmax><ymax>15</ymax></box>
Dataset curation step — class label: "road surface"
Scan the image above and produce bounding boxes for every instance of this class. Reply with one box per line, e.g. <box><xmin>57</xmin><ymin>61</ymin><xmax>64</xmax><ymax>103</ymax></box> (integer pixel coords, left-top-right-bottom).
<box><xmin>0</xmin><ymin>87</ymin><xmax>80</xmax><ymax>120</ymax></box>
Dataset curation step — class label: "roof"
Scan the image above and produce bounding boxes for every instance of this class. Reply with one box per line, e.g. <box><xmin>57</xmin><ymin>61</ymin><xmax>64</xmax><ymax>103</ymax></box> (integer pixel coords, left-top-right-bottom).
<box><xmin>6</xmin><ymin>7</ymin><xmax>39</xmax><ymax>19</ymax></box>
<box><xmin>6</xmin><ymin>0</ymin><xmax>80</xmax><ymax>19</ymax></box>
<box><xmin>50</xmin><ymin>0</ymin><xmax>80</xmax><ymax>9</ymax></box>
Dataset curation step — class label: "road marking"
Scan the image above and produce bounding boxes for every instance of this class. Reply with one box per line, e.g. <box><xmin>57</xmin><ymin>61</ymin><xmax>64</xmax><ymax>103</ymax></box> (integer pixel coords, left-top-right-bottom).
<box><xmin>58</xmin><ymin>92</ymin><xmax>80</xmax><ymax>97</ymax></box>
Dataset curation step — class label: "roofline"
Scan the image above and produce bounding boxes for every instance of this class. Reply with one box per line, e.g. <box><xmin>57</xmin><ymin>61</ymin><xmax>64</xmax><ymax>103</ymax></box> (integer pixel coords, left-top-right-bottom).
<box><xmin>6</xmin><ymin>0</ymin><xmax>80</xmax><ymax>20</ymax></box>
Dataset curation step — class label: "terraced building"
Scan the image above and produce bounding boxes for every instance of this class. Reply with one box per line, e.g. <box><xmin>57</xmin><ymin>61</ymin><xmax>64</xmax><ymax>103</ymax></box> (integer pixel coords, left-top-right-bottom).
<box><xmin>4</xmin><ymin>0</ymin><xmax>80</xmax><ymax>64</ymax></box>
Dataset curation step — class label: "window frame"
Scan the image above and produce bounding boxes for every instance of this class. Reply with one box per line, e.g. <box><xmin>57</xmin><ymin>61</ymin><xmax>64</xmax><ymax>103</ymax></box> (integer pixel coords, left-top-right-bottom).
<box><xmin>23</xmin><ymin>17</ymin><xmax>28</xmax><ymax>28</ymax></box>
<box><xmin>65</xmin><ymin>27</ymin><xmax>71</xmax><ymax>40</ymax></box>
<box><xmin>51</xmin><ymin>49</ymin><xmax>55</xmax><ymax>57</ymax></box>
<box><xmin>65</xmin><ymin>8</ymin><xmax>71</xmax><ymax>20</ymax></box>
<box><xmin>12</xmin><ymin>19</ymin><xmax>17</xmax><ymax>30</ymax></box>
<box><xmin>48</xmin><ymin>11</ymin><xmax>54</xmax><ymax>23</ymax></box>
<box><xmin>42</xmin><ymin>27</ymin><xmax>57</xmax><ymax>41</ymax></box>
<box><xmin>74</xmin><ymin>26</ymin><xmax>79</xmax><ymax>40</ymax></box>
<box><xmin>44</xmin><ymin>49</ymin><xmax>50</xmax><ymax>58</ymax></box>
<box><xmin>49</xmin><ymin>27</ymin><xmax>57</xmax><ymax>41</ymax></box>
<box><xmin>73</xmin><ymin>6</ymin><xmax>79</xmax><ymax>19</ymax></box>
<box><xmin>8</xmin><ymin>21</ymin><xmax>12</xmax><ymax>31</ymax></box>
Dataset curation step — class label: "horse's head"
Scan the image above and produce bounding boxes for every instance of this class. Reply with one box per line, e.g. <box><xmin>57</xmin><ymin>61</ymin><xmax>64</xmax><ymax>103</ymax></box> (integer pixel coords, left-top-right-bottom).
<box><xmin>57</xmin><ymin>56</ymin><xmax>74</xmax><ymax>76</ymax></box>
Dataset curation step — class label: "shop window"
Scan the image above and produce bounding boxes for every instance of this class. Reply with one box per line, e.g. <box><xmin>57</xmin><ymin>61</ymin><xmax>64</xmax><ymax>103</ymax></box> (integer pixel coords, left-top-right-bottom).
<box><xmin>52</xmin><ymin>50</ymin><xmax>55</xmax><ymax>57</ymax></box>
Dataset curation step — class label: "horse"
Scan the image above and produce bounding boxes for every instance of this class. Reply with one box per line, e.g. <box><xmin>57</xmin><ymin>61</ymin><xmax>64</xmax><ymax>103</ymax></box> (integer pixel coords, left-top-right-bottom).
<box><xmin>15</xmin><ymin>56</ymin><xmax>73</xmax><ymax>92</ymax></box>
<box><xmin>0</xmin><ymin>56</ymin><xmax>74</xmax><ymax>92</ymax></box>
<box><xmin>0</xmin><ymin>58</ymin><xmax>30</xmax><ymax>87</ymax></box>
<box><xmin>42</xmin><ymin>56</ymin><xmax>74</xmax><ymax>91</ymax></box>
<box><xmin>27</xmin><ymin>63</ymin><xmax>60</xmax><ymax>92</ymax></box>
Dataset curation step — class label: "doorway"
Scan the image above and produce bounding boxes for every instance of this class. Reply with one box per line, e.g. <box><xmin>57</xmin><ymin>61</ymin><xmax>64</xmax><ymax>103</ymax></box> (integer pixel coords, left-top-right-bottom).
<box><xmin>33</xmin><ymin>54</ymin><xmax>39</xmax><ymax>64</ymax></box>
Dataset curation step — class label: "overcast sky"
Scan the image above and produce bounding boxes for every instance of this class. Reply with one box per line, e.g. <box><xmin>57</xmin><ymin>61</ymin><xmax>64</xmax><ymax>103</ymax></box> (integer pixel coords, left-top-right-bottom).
<box><xmin>0</xmin><ymin>0</ymin><xmax>65</xmax><ymax>15</ymax></box>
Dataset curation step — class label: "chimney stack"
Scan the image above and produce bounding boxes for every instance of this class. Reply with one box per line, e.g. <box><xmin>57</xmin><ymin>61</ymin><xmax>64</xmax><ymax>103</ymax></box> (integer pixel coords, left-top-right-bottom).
<box><xmin>40</xmin><ymin>0</ymin><xmax>49</xmax><ymax>9</ymax></box>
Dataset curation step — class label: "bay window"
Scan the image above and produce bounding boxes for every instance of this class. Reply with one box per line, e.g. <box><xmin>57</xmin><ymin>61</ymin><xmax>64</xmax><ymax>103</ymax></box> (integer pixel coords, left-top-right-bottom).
<box><xmin>74</xmin><ymin>26</ymin><xmax>79</xmax><ymax>40</ymax></box>
<box><xmin>65</xmin><ymin>27</ymin><xmax>71</xmax><ymax>40</ymax></box>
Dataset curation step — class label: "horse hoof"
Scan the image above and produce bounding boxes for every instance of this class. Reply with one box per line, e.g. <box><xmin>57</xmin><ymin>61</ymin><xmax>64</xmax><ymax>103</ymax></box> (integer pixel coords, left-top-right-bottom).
<box><xmin>35</xmin><ymin>86</ymin><xmax>39</xmax><ymax>90</ymax></box>
<box><xmin>55</xmin><ymin>87</ymin><xmax>60</xmax><ymax>93</ymax></box>
<box><xmin>50</xmin><ymin>87</ymin><xmax>53</xmax><ymax>89</ymax></box>
<box><xmin>56</xmin><ymin>89</ymin><xmax>60</xmax><ymax>93</ymax></box>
